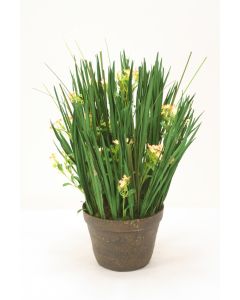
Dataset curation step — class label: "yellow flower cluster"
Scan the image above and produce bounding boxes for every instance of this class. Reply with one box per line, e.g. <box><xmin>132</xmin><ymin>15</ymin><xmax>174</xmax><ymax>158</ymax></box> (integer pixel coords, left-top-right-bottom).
<box><xmin>50</xmin><ymin>117</ymin><xmax>73</xmax><ymax>139</ymax></box>
<box><xmin>50</xmin><ymin>153</ymin><xmax>57</xmax><ymax>164</ymax></box>
<box><xmin>118</xmin><ymin>175</ymin><xmax>131</xmax><ymax>198</ymax></box>
<box><xmin>53</xmin><ymin>119</ymin><xmax>64</xmax><ymax>130</ymax></box>
<box><xmin>117</xmin><ymin>69</ymin><xmax>137</xmax><ymax>81</ymax></box>
<box><xmin>147</xmin><ymin>144</ymin><xmax>163</xmax><ymax>159</ymax></box>
<box><xmin>147</xmin><ymin>143</ymin><xmax>163</xmax><ymax>166</ymax></box>
<box><xmin>161</xmin><ymin>104</ymin><xmax>177</xmax><ymax>119</ymax></box>
<box><xmin>69</xmin><ymin>92</ymin><xmax>84</xmax><ymax>104</ymax></box>
<box><xmin>50</xmin><ymin>153</ymin><xmax>82</xmax><ymax>191</ymax></box>
<box><xmin>50</xmin><ymin>153</ymin><xmax>63</xmax><ymax>171</ymax></box>
<box><xmin>112</xmin><ymin>139</ymin><xmax>119</xmax><ymax>145</ymax></box>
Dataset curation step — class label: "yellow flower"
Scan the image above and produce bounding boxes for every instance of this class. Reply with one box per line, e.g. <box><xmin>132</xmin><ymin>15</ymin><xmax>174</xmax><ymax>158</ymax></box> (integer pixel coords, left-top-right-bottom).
<box><xmin>50</xmin><ymin>153</ymin><xmax>64</xmax><ymax>172</ymax></box>
<box><xmin>161</xmin><ymin>104</ymin><xmax>177</xmax><ymax>118</ymax></box>
<box><xmin>124</xmin><ymin>69</ymin><xmax>131</xmax><ymax>77</ymax></box>
<box><xmin>49</xmin><ymin>153</ymin><xmax>56</xmax><ymax>161</ymax></box>
<box><xmin>133</xmin><ymin>70</ymin><xmax>139</xmax><ymax>81</ymax></box>
<box><xmin>118</xmin><ymin>175</ymin><xmax>131</xmax><ymax>195</ymax></box>
<box><xmin>69</xmin><ymin>92</ymin><xmax>84</xmax><ymax>104</ymax></box>
<box><xmin>117</xmin><ymin>69</ymin><xmax>138</xmax><ymax>82</ymax></box>
<box><xmin>52</xmin><ymin>119</ymin><xmax>64</xmax><ymax>130</ymax></box>
<box><xmin>146</xmin><ymin>143</ymin><xmax>163</xmax><ymax>168</ymax></box>
<box><xmin>117</xmin><ymin>71</ymin><xmax>122</xmax><ymax>81</ymax></box>
<box><xmin>50</xmin><ymin>153</ymin><xmax>58</xmax><ymax>168</ymax></box>
<box><xmin>113</xmin><ymin>139</ymin><xmax>119</xmax><ymax>145</ymax></box>
<box><xmin>147</xmin><ymin>143</ymin><xmax>163</xmax><ymax>160</ymax></box>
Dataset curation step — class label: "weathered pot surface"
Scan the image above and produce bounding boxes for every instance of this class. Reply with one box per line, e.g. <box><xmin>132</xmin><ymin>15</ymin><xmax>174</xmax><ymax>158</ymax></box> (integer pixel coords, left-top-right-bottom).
<box><xmin>83</xmin><ymin>207</ymin><xmax>164</xmax><ymax>271</ymax></box>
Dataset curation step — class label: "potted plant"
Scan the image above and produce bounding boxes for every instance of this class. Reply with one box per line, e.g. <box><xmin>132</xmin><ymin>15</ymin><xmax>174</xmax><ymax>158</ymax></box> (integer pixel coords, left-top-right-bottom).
<box><xmin>49</xmin><ymin>51</ymin><xmax>203</xmax><ymax>271</ymax></box>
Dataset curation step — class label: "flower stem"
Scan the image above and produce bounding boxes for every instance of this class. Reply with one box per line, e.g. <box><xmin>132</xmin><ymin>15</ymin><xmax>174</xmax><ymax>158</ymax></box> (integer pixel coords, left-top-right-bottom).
<box><xmin>122</xmin><ymin>197</ymin><xmax>126</xmax><ymax>218</ymax></box>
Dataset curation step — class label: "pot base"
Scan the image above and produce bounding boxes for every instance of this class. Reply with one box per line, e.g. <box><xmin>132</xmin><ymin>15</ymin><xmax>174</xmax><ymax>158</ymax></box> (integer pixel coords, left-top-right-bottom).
<box><xmin>97</xmin><ymin>259</ymin><xmax>150</xmax><ymax>272</ymax></box>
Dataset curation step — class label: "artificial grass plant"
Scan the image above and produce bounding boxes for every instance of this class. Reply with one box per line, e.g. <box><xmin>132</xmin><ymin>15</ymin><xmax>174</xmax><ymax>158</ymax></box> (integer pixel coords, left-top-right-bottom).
<box><xmin>49</xmin><ymin>51</ymin><xmax>204</xmax><ymax>220</ymax></box>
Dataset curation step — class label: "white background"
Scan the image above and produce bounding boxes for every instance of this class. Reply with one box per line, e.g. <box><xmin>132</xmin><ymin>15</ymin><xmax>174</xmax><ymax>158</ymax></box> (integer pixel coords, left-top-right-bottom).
<box><xmin>2</xmin><ymin>0</ymin><xmax>240</xmax><ymax>300</ymax></box>
<box><xmin>21</xmin><ymin>0</ymin><xmax>219</xmax><ymax>210</ymax></box>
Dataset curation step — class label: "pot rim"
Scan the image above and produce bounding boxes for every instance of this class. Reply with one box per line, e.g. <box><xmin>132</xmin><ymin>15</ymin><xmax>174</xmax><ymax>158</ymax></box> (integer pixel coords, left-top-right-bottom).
<box><xmin>83</xmin><ymin>205</ymin><xmax>164</xmax><ymax>232</ymax></box>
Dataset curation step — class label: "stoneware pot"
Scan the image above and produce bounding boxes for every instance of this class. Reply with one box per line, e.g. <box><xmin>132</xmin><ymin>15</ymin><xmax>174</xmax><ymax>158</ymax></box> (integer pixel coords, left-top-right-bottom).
<box><xmin>83</xmin><ymin>206</ymin><xmax>164</xmax><ymax>271</ymax></box>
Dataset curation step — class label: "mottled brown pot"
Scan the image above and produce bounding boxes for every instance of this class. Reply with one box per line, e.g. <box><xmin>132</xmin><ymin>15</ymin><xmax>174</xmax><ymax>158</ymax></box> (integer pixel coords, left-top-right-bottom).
<box><xmin>83</xmin><ymin>207</ymin><xmax>164</xmax><ymax>272</ymax></box>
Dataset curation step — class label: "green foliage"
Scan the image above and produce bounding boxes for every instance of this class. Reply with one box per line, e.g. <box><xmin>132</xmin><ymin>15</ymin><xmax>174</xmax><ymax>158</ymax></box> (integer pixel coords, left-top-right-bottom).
<box><xmin>49</xmin><ymin>51</ymin><xmax>203</xmax><ymax>219</ymax></box>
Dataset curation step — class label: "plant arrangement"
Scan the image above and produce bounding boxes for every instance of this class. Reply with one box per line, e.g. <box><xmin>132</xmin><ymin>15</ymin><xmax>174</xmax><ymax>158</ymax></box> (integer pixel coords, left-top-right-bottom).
<box><xmin>50</xmin><ymin>51</ymin><xmax>202</xmax><ymax>219</ymax></box>
<box><xmin>48</xmin><ymin>51</ymin><xmax>204</xmax><ymax>271</ymax></box>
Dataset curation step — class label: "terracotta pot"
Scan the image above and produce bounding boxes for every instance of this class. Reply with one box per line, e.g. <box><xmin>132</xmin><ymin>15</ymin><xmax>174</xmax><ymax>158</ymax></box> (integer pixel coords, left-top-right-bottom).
<box><xmin>83</xmin><ymin>207</ymin><xmax>164</xmax><ymax>271</ymax></box>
